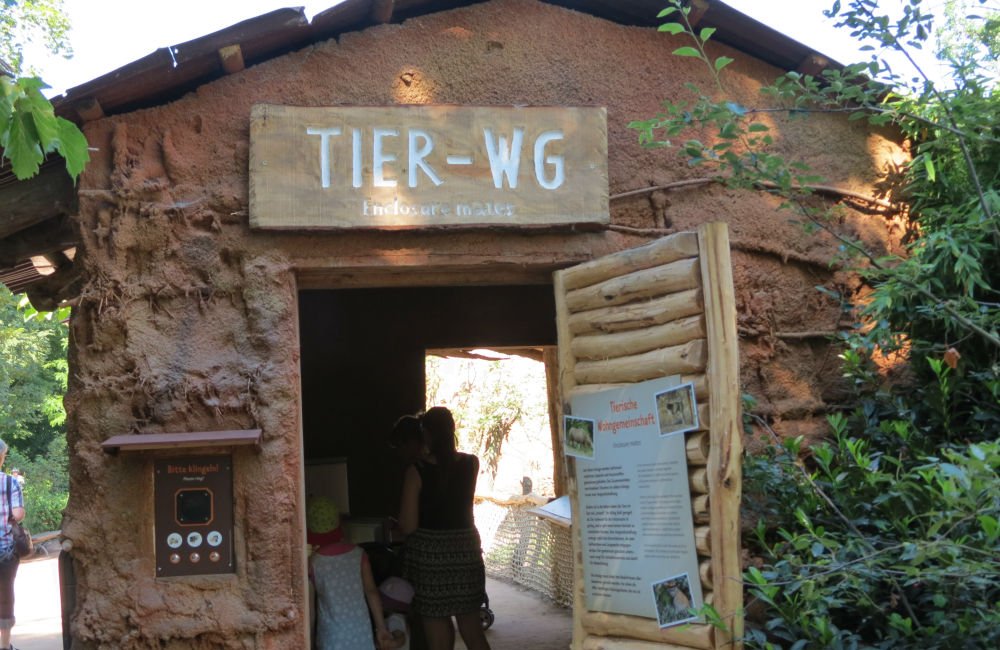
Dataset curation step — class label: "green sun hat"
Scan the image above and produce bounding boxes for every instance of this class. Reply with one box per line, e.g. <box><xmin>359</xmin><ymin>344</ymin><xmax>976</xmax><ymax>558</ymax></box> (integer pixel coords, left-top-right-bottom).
<box><xmin>306</xmin><ymin>495</ymin><xmax>340</xmax><ymax>534</ymax></box>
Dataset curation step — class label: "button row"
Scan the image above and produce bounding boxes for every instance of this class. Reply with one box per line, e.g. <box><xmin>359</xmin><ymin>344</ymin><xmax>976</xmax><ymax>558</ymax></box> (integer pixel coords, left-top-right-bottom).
<box><xmin>169</xmin><ymin>551</ymin><xmax>222</xmax><ymax>564</ymax></box>
<box><xmin>166</xmin><ymin>530</ymin><xmax>224</xmax><ymax>549</ymax></box>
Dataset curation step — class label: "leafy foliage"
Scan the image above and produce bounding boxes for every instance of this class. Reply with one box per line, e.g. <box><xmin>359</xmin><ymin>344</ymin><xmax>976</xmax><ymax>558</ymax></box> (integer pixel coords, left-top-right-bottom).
<box><xmin>6</xmin><ymin>434</ymin><xmax>68</xmax><ymax>532</ymax></box>
<box><xmin>426</xmin><ymin>354</ymin><xmax>531</xmax><ymax>478</ymax></box>
<box><xmin>0</xmin><ymin>74</ymin><xmax>88</xmax><ymax>179</ymax></box>
<box><xmin>744</xmin><ymin>410</ymin><xmax>1000</xmax><ymax>648</ymax></box>
<box><xmin>0</xmin><ymin>0</ymin><xmax>72</xmax><ymax>76</ymax></box>
<box><xmin>1</xmin><ymin>0</ymin><xmax>88</xmax><ymax>180</ymax></box>
<box><xmin>0</xmin><ymin>286</ymin><xmax>69</xmax><ymax>533</ymax></box>
<box><xmin>0</xmin><ymin>286</ymin><xmax>67</xmax><ymax>458</ymax></box>
<box><xmin>637</xmin><ymin>1</ymin><xmax>1000</xmax><ymax>647</ymax></box>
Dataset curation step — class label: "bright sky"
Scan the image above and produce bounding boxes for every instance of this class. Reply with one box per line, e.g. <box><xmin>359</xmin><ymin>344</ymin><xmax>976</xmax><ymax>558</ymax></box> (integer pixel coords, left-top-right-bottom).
<box><xmin>31</xmin><ymin>0</ymin><xmax>944</xmax><ymax>98</ymax></box>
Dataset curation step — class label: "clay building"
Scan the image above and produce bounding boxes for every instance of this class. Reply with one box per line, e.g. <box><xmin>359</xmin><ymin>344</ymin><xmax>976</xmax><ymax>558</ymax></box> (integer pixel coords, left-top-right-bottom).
<box><xmin>0</xmin><ymin>0</ymin><xmax>906</xmax><ymax>648</ymax></box>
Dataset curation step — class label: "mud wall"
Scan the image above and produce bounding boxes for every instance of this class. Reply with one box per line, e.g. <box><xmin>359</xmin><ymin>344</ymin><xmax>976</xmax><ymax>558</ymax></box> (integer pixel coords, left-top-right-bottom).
<box><xmin>62</xmin><ymin>0</ymin><xmax>905</xmax><ymax>647</ymax></box>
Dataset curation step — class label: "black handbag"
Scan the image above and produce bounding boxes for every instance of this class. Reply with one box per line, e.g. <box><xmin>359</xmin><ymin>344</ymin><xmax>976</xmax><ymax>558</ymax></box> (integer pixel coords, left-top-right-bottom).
<box><xmin>5</xmin><ymin>475</ymin><xmax>32</xmax><ymax>559</ymax></box>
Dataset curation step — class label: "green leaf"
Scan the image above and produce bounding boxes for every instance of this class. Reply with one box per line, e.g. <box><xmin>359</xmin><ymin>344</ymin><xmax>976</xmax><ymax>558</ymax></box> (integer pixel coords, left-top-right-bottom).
<box><xmin>923</xmin><ymin>154</ymin><xmax>936</xmax><ymax>182</ymax></box>
<box><xmin>54</xmin><ymin>117</ymin><xmax>89</xmax><ymax>181</ymax></box>
<box><xmin>658</xmin><ymin>23</ymin><xmax>686</xmax><ymax>35</ymax></box>
<box><xmin>26</xmin><ymin>101</ymin><xmax>60</xmax><ymax>152</ymax></box>
<box><xmin>714</xmin><ymin>56</ymin><xmax>734</xmax><ymax>71</ymax></box>
<box><xmin>979</xmin><ymin>514</ymin><xmax>999</xmax><ymax>543</ymax></box>
<box><xmin>6</xmin><ymin>110</ymin><xmax>44</xmax><ymax>179</ymax></box>
<box><xmin>699</xmin><ymin>27</ymin><xmax>717</xmax><ymax>42</ymax></box>
<box><xmin>656</xmin><ymin>6</ymin><xmax>679</xmax><ymax>18</ymax></box>
<box><xmin>673</xmin><ymin>46</ymin><xmax>703</xmax><ymax>58</ymax></box>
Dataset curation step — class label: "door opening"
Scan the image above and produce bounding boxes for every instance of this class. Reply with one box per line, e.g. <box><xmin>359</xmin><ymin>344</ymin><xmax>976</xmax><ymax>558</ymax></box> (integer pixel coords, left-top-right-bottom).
<box><xmin>425</xmin><ymin>348</ymin><xmax>573</xmax><ymax>609</ymax></box>
<box><xmin>297</xmin><ymin>285</ymin><xmax>572</xmax><ymax>647</ymax></box>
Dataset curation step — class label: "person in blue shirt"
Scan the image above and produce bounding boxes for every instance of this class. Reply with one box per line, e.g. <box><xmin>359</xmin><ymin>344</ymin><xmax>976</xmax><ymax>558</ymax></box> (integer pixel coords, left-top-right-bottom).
<box><xmin>0</xmin><ymin>440</ymin><xmax>25</xmax><ymax>650</ymax></box>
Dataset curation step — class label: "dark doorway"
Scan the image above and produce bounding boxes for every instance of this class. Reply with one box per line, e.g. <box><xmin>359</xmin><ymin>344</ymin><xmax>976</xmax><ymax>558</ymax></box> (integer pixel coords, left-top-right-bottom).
<box><xmin>298</xmin><ymin>285</ymin><xmax>556</xmax><ymax>518</ymax></box>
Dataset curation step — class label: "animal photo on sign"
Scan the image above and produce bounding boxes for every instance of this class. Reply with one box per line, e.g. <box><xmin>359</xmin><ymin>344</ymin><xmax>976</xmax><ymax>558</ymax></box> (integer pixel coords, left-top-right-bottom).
<box><xmin>651</xmin><ymin>572</ymin><xmax>697</xmax><ymax>629</ymax></box>
<box><xmin>563</xmin><ymin>415</ymin><xmax>595</xmax><ymax>459</ymax></box>
<box><xmin>654</xmin><ymin>382</ymin><xmax>698</xmax><ymax>437</ymax></box>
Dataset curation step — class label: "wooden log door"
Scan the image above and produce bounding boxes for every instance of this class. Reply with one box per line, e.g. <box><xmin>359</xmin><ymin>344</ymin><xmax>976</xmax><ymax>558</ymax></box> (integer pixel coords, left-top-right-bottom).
<box><xmin>553</xmin><ymin>223</ymin><xmax>743</xmax><ymax>649</ymax></box>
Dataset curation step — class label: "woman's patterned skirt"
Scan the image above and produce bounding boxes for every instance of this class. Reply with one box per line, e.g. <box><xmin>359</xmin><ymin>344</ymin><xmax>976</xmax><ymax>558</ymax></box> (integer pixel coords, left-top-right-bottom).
<box><xmin>404</xmin><ymin>527</ymin><xmax>486</xmax><ymax>617</ymax></box>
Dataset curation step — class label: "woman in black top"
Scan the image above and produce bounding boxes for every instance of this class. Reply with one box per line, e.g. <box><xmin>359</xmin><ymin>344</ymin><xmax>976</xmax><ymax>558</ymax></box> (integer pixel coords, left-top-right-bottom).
<box><xmin>399</xmin><ymin>407</ymin><xmax>490</xmax><ymax>650</ymax></box>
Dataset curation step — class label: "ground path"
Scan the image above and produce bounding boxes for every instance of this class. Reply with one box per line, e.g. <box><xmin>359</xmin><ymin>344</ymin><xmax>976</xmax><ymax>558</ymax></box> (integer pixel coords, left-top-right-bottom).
<box><xmin>9</xmin><ymin>555</ymin><xmax>572</xmax><ymax>650</ymax></box>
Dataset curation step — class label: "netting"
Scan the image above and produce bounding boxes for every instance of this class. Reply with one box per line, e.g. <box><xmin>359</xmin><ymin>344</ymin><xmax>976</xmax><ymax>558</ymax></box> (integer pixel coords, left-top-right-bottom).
<box><xmin>475</xmin><ymin>496</ymin><xmax>574</xmax><ymax>608</ymax></box>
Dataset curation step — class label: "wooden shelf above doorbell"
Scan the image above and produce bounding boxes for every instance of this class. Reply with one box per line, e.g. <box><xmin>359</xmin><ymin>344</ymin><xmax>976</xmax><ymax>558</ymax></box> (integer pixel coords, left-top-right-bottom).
<box><xmin>101</xmin><ymin>429</ymin><xmax>262</xmax><ymax>454</ymax></box>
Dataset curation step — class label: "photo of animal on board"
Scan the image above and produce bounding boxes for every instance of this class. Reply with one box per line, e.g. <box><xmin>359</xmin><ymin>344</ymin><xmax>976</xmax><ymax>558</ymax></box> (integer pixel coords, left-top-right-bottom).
<box><xmin>651</xmin><ymin>572</ymin><xmax>696</xmax><ymax>629</ymax></box>
<box><xmin>563</xmin><ymin>416</ymin><xmax>595</xmax><ymax>459</ymax></box>
<box><xmin>654</xmin><ymin>383</ymin><xmax>698</xmax><ymax>437</ymax></box>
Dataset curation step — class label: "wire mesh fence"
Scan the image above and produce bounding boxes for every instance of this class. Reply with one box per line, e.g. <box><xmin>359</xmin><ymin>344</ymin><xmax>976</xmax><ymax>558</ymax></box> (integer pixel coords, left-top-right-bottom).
<box><xmin>475</xmin><ymin>495</ymin><xmax>574</xmax><ymax>608</ymax></box>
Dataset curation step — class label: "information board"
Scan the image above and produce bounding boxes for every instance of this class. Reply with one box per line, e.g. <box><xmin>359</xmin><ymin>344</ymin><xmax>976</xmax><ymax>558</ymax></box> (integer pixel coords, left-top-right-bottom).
<box><xmin>568</xmin><ymin>376</ymin><xmax>703</xmax><ymax>628</ymax></box>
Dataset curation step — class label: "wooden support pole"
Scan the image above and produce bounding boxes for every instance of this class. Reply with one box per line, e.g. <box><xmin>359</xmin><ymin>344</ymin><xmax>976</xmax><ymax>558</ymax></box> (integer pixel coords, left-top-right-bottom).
<box><xmin>698</xmin><ymin>223</ymin><xmax>744</xmax><ymax>648</ymax></box>
<box><xmin>554</xmin><ymin>269</ymin><xmax>587</xmax><ymax>650</ymax></box>
<box><xmin>544</xmin><ymin>347</ymin><xmax>567</xmax><ymax>497</ymax></box>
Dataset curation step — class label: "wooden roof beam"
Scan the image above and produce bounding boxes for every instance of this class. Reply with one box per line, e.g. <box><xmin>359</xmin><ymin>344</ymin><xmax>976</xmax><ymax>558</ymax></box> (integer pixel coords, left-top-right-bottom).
<box><xmin>25</xmin><ymin>258</ymin><xmax>82</xmax><ymax>311</ymax></box>
<box><xmin>0</xmin><ymin>214</ymin><xmax>78</xmax><ymax>268</ymax></box>
<box><xmin>797</xmin><ymin>53</ymin><xmax>831</xmax><ymax>76</ymax></box>
<box><xmin>74</xmin><ymin>97</ymin><xmax>104</xmax><ymax>122</ymax></box>
<box><xmin>688</xmin><ymin>0</ymin><xmax>710</xmax><ymax>27</ymax></box>
<box><xmin>371</xmin><ymin>0</ymin><xmax>395</xmax><ymax>24</ymax></box>
<box><xmin>218</xmin><ymin>44</ymin><xmax>245</xmax><ymax>75</ymax></box>
<box><xmin>0</xmin><ymin>163</ymin><xmax>77</xmax><ymax>239</ymax></box>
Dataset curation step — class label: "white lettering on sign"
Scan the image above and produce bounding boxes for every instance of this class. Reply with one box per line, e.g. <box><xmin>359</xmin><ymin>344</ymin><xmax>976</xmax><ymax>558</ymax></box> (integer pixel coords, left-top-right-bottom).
<box><xmin>305</xmin><ymin>126</ymin><xmax>565</xmax><ymax>191</ymax></box>
<box><xmin>535</xmin><ymin>130</ymin><xmax>565</xmax><ymax>190</ymax></box>
<box><xmin>250</xmin><ymin>105</ymin><xmax>609</xmax><ymax>230</ymax></box>
<box><xmin>483</xmin><ymin>127</ymin><xmax>524</xmax><ymax>189</ymax></box>
<box><xmin>409</xmin><ymin>129</ymin><xmax>442</xmax><ymax>188</ymax></box>
<box><xmin>305</xmin><ymin>127</ymin><xmax>341</xmax><ymax>189</ymax></box>
<box><xmin>372</xmin><ymin>128</ymin><xmax>398</xmax><ymax>188</ymax></box>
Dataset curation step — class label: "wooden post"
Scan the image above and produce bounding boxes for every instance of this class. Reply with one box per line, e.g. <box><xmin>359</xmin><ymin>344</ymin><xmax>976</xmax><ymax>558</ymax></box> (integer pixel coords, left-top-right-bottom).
<box><xmin>554</xmin><ymin>269</ymin><xmax>587</xmax><ymax>650</ymax></box>
<box><xmin>698</xmin><ymin>223</ymin><xmax>744</xmax><ymax>648</ymax></box>
<box><xmin>545</xmin><ymin>347</ymin><xmax>567</xmax><ymax>497</ymax></box>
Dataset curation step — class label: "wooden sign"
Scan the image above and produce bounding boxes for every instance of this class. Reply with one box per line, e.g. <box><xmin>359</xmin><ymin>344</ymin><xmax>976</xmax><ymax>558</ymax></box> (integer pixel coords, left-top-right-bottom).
<box><xmin>249</xmin><ymin>105</ymin><xmax>608</xmax><ymax>230</ymax></box>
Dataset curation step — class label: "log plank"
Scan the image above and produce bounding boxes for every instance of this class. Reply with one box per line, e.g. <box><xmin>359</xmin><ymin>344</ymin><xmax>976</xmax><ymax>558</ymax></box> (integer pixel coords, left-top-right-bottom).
<box><xmin>561</xmin><ymin>231</ymin><xmax>700</xmax><ymax>291</ymax></box>
<box><xmin>566</xmin><ymin>257</ymin><xmax>701</xmax><ymax>312</ymax></box>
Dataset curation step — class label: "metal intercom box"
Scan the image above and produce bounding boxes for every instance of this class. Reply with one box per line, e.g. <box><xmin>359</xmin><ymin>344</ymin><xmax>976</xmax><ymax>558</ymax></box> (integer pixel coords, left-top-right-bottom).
<box><xmin>154</xmin><ymin>455</ymin><xmax>234</xmax><ymax>577</ymax></box>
